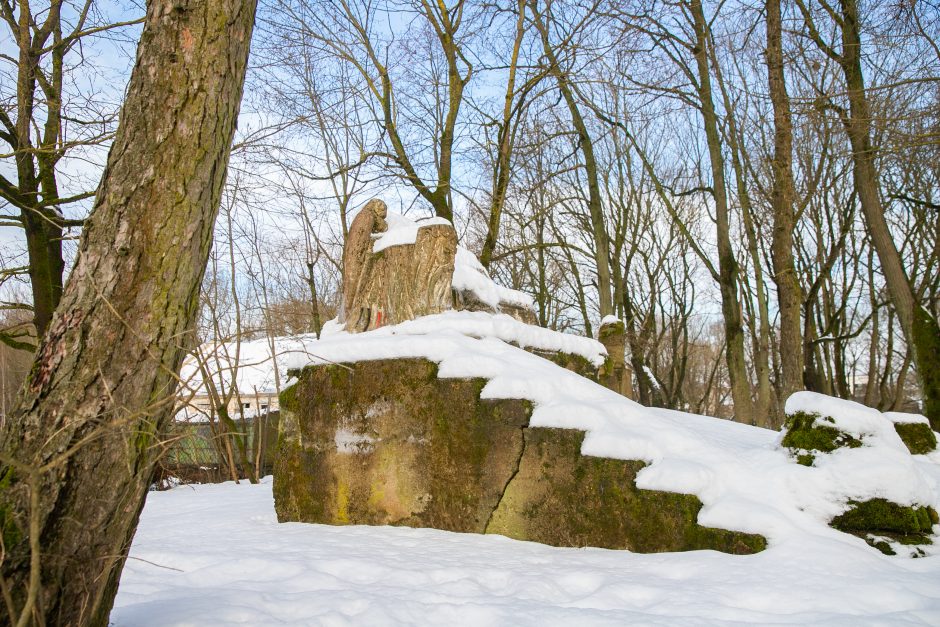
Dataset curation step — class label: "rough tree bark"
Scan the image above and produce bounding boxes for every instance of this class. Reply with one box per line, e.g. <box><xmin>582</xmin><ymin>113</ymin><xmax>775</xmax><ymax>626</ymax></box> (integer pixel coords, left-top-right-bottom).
<box><xmin>837</xmin><ymin>0</ymin><xmax>940</xmax><ymax>430</ymax></box>
<box><xmin>0</xmin><ymin>0</ymin><xmax>256</xmax><ymax>624</ymax></box>
<box><xmin>766</xmin><ymin>0</ymin><xmax>804</xmax><ymax>409</ymax></box>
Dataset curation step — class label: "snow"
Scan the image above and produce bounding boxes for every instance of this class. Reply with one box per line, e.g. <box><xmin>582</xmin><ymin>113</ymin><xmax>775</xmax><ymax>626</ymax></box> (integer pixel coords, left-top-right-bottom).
<box><xmin>786</xmin><ymin>391</ymin><xmax>907</xmax><ymax>445</ymax></box>
<box><xmin>113</xmin><ymin>478</ymin><xmax>940</xmax><ymax>625</ymax></box>
<box><xmin>452</xmin><ymin>247</ymin><xmax>534</xmax><ymax>311</ymax></box>
<box><xmin>145</xmin><ymin>310</ymin><xmax>940</xmax><ymax>623</ymax></box>
<box><xmin>179</xmin><ymin>311</ymin><xmax>608</xmax><ymax>413</ymax></box>
<box><xmin>886</xmin><ymin>411</ymin><xmax>932</xmax><ymax>426</ymax></box>
<box><xmin>371</xmin><ymin>212</ymin><xmax>452</xmax><ymax>253</ymax></box>
<box><xmin>599</xmin><ymin>314</ymin><xmax>621</xmax><ymax>327</ymax></box>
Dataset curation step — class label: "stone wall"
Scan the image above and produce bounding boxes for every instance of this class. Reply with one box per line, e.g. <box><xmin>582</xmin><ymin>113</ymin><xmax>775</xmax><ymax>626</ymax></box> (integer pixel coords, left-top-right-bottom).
<box><xmin>274</xmin><ymin>358</ymin><xmax>765</xmax><ymax>554</ymax></box>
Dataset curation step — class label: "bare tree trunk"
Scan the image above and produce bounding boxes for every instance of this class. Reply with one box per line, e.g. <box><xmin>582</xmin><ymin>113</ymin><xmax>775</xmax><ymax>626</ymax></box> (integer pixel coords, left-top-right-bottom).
<box><xmin>532</xmin><ymin>3</ymin><xmax>614</xmax><ymax>317</ymax></box>
<box><xmin>715</xmin><ymin>67</ymin><xmax>773</xmax><ymax>427</ymax></box>
<box><xmin>839</xmin><ymin>0</ymin><xmax>940</xmax><ymax>428</ymax></box>
<box><xmin>796</xmin><ymin>0</ymin><xmax>940</xmax><ymax>428</ymax></box>
<box><xmin>766</xmin><ymin>0</ymin><xmax>804</xmax><ymax>410</ymax></box>
<box><xmin>0</xmin><ymin>1</ymin><xmax>255</xmax><ymax>623</ymax></box>
<box><xmin>480</xmin><ymin>0</ymin><xmax>529</xmax><ymax>269</ymax></box>
<box><xmin>688</xmin><ymin>0</ymin><xmax>754</xmax><ymax>424</ymax></box>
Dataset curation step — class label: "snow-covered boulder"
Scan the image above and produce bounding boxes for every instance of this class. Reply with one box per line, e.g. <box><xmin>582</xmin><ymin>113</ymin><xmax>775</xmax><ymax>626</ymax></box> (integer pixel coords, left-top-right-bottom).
<box><xmin>885</xmin><ymin>411</ymin><xmax>938</xmax><ymax>455</ymax></box>
<box><xmin>780</xmin><ymin>392</ymin><xmax>937</xmax><ymax>555</ymax></box>
<box><xmin>274</xmin><ymin>356</ymin><xmax>765</xmax><ymax>554</ymax></box>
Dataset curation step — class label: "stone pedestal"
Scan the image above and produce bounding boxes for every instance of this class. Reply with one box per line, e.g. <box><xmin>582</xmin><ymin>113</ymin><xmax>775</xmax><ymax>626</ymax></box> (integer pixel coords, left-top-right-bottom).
<box><xmin>599</xmin><ymin>318</ymin><xmax>634</xmax><ymax>399</ymax></box>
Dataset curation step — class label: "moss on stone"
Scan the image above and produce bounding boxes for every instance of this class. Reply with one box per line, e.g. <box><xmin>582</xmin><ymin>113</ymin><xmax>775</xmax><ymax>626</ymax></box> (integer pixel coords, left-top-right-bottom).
<box><xmin>781</xmin><ymin>411</ymin><xmax>862</xmax><ymax>460</ymax></box>
<box><xmin>795</xmin><ymin>453</ymin><xmax>815</xmax><ymax>466</ymax></box>
<box><xmin>866</xmin><ymin>536</ymin><xmax>896</xmax><ymax>556</ymax></box>
<box><xmin>526</xmin><ymin>348</ymin><xmax>599</xmax><ymax>381</ymax></box>
<box><xmin>598</xmin><ymin>319</ymin><xmax>625</xmax><ymax>342</ymax></box>
<box><xmin>893</xmin><ymin>422</ymin><xmax>937</xmax><ymax>455</ymax></box>
<box><xmin>485</xmin><ymin>427</ymin><xmax>765</xmax><ymax>554</ymax></box>
<box><xmin>273</xmin><ymin>358</ymin><xmax>531</xmax><ymax>533</ymax></box>
<box><xmin>831</xmin><ymin>498</ymin><xmax>935</xmax><ymax>538</ymax></box>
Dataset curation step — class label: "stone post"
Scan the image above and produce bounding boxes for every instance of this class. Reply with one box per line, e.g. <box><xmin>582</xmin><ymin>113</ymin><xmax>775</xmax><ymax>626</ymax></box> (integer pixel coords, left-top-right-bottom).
<box><xmin>599</xmin><ymin>318</ymin><xmax>634</xmax><ymax>399</ymax></box>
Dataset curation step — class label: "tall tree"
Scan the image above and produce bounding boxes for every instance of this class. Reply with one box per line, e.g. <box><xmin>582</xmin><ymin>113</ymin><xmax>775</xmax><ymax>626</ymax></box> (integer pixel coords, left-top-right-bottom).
<box><xmin>479</xmin><ymin>0</ymin><xmax>535</xmax><ymax>269</ymax></box>
<box><xmin>531</xmin><ymin>0</ymin><xmax>615</xmax><ymax>317</ymax></box>
<box><xmin>766</xmin><ymin>0</ymin><xmax>804</xmax><ymax>407</ymax></box>
<box><xmin>686</xmin><ymin>0</ymin><xmax>755</xmax><ymax>424</ymax></box>
<box><xmin>0</xmin><ymin>0</ymin><xmax>256</xmax><ymax>623</ymax></box>
<box><xmin>795</xmin><ymin>0</ymin><xmax>940</xmax><ymax>429</ymax></box>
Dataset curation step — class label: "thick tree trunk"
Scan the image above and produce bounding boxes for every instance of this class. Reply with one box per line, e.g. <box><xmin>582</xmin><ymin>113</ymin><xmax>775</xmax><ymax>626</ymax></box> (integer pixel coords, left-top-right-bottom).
<box><xmin>766</xmin><ymin>0</ymin><xmax>804</xmax><ymax>411</ymax></box>
<box><xmin>0</xmin><ymin>1</ymin><xmax>256</xmax><ymax>624</ymax></box>
<box><xmin>837</xmin><ymin>0</ymin><xmax>940</xmax><ymax>429</ymax></box>
<box><xmin>689</xmin><ymin>0</ymin><xmax>754</xmax><ymax>424</ymax></box>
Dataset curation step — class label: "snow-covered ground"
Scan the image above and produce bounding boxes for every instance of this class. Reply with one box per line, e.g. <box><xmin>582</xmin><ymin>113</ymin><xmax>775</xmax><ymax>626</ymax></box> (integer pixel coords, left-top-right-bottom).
<box><xmin>113</xmin><ymin>477</ymin><xmax>940</xmax><ymax>625</ymax></box>
<box><xmin>148</xmin><ymin>248</ymin><xmax>940</xmax><ymax>624</ymax></box>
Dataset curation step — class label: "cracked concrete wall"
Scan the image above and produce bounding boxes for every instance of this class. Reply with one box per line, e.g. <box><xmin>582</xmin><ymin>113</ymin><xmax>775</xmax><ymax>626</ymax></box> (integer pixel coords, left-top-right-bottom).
<box><xmin>274</xmin><ymin>358</ymin><xmax>765</xmax><ymax>554</ymax></box>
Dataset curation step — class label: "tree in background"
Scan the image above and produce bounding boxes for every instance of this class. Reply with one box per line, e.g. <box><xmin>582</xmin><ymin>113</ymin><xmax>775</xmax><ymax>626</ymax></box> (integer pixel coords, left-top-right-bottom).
<box><xmin>795</xmin><ymin>0</ymin><xmax>940</xmax><ymax>429</ymax></box>
<box><xmin>0</xmin><ymin>0</ymin><xmax>141</xmax><ymax>342</ymax></box>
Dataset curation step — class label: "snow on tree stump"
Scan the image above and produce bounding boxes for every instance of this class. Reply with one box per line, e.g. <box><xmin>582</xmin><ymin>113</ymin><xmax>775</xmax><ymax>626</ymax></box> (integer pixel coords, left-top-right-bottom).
<box><xmin>340</xmin><ymin>198</ymin><xmax>458</xmax><ymax>333</ymax></box>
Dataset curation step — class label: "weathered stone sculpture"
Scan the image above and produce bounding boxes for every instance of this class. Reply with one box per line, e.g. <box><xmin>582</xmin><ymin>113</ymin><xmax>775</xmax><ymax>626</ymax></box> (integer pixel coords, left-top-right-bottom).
<box><xmin>340</xmin><ymin>199</ymin><xmax>458</xmax><ymax>333</ymax></box>
<box><xmin>341</xmin><ymin>198</ymin><xmax>388</xmax><ymax>330</ymax></box>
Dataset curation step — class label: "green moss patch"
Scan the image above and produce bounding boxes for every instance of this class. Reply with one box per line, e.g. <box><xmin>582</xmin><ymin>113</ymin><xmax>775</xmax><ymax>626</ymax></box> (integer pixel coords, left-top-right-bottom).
<box><xmin>781</xmin><ymin>411</ymin><xmax>862</xmax><ymax>464</ymax></box>
<box><xmin>893</xmin><ymin>422</ymin><xmax>937</xmax><ymax>455</ymax></box>
<box><xmin>831</xmin><ymin>498</ymin><xmax>936</xmax><ymax>552</ymax></box>
<box><xmin>485</xmin><ymin>427</ymin><xmax>765</xmax><ymax>554</ymax></box>
<box><xmin>527</xmin><ymin>348</ymin><xmax>599</xmax><ymax>381</ymax></box>
<box><xmin>598</xmin><ymin>319</ymin><xmax>625</xmax><ymax>342</ymax></box>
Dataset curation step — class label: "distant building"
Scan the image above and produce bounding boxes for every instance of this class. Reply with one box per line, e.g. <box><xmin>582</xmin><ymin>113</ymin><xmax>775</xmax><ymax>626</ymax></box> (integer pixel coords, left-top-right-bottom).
<box><xmin>175</xmin><ymin>338</ymin><xmax>285</xmax><ymax>423</ymax></box>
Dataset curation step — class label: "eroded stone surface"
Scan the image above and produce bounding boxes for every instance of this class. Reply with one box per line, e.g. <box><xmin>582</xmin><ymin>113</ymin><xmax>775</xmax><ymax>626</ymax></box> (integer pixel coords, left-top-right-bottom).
<box><xmin>274</xmin><ymin>358</ymin><xmax>766</xmax><ymax>554</ymax></box>
<box><xmin>485</xmin><ymin>427</ymin><xmax>764</xmax><ymax>554</ymax></box>
<box><xmin>274</xmin><ymin>359</ymin><xmax>530</xmax><ymax>532</ymax></box>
